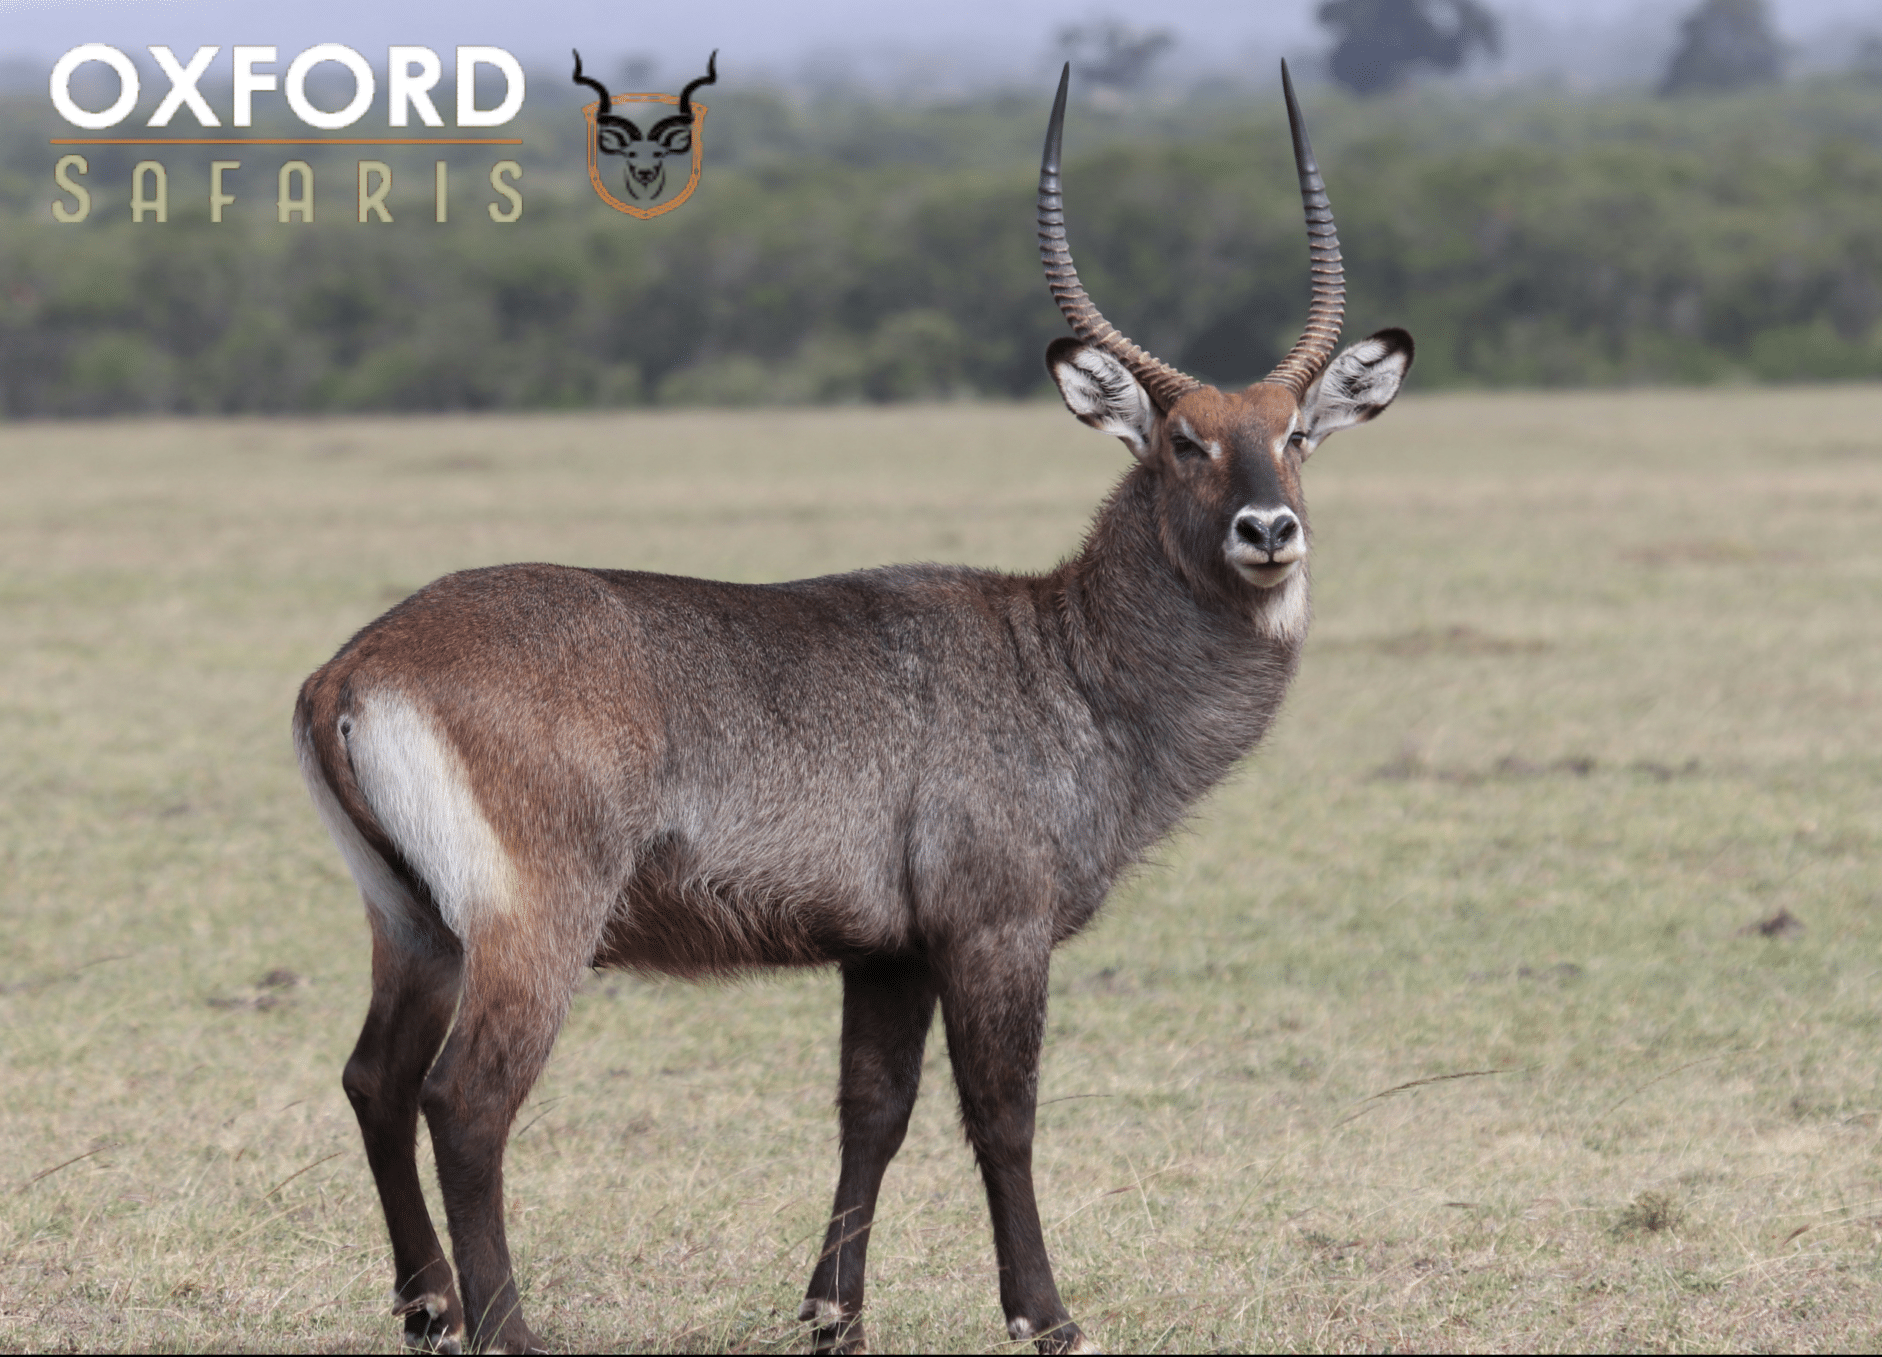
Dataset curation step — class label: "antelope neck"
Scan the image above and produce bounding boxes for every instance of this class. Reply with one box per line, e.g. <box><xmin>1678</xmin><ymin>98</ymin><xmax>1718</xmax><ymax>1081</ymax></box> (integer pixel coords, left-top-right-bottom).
<box><xmin>1044</xmin><ymin>468</ymin><xmax>1304</xmax><ymax>814</ymax></box>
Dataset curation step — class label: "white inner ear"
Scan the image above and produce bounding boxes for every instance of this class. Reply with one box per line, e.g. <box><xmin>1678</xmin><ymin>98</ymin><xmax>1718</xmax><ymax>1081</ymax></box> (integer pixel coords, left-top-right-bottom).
<box><xmin>1052</xmin><ymin>346</ymin><xmax>1158</xmax><ymax>458</ymax></box>
<box><xmin>1300</xmin><ymin>335</ymin><xmax>1411</xmax><ymax>453</ymax></box>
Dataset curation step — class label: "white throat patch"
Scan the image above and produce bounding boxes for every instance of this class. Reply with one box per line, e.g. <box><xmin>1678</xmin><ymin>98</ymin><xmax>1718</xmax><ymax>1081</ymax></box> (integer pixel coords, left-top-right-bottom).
<box><xmin>1251</xmin><ymin>565</ymin><xmax>1309</xmax><ymax>645</ymax></box>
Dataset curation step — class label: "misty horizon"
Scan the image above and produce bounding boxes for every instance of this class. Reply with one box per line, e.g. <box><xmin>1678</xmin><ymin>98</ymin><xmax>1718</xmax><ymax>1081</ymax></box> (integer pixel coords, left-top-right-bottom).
<box><xmin>2</xmin><ymin>0</ymin><xmax>1880</xmax><ymax>100</ymax></box>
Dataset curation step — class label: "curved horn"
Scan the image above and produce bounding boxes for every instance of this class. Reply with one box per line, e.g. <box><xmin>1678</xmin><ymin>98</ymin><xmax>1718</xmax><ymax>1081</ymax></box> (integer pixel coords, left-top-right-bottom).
<box><xmin>1261</xmin><ymin>60</ymin><xmax>1345</xmax><ymax>397</ymax></box>
<box><xmin>676</xmin><ymin>50</ymin><xmax>718</xmax><ymax>120</ymax></box>
<box><xmin>1038</xmin><ymin>63</ymin><xmax>1202</xmax><ymax>412</ymax></box>
<box><xmin>575</xmin><ymin>50</ymin><xmax>646</xmax><ymax>140</ymax></box>
<box><xmin>649</xmin><ymin>51</ymin><xmax>719</xmax><ymax>144</ymax></box>
<box><xmin>571</xmin><ymin>49</ymin><xmax>617</xmax><ymax>113</ymax></box>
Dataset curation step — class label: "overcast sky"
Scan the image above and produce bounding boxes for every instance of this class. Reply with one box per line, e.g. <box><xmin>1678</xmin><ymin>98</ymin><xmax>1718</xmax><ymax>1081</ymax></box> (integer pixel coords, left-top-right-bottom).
<box><xmin>4</xmin><ymin>0</ymin><xmax>1878</xmax><ymax>92</ymax></box>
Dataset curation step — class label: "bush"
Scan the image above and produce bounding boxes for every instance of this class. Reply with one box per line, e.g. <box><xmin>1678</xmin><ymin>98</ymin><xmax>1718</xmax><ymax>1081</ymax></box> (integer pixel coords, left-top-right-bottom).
<box><xmin>2</xmin><ymin>78</ymin><xmax>1880</xmax><ymax>414</ymax></box>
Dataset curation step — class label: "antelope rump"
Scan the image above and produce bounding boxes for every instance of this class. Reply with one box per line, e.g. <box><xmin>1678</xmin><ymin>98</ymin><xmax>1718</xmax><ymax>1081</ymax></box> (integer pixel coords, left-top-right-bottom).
<box><xmin>294</xmin><ymin>61</ymin><xmax>1413</xmax><ymax>1354</ymax></box>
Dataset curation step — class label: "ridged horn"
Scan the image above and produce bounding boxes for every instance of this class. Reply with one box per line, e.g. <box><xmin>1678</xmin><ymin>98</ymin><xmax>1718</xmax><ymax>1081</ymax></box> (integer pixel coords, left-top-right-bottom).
<box><xmin>1261</xmin><ymin>60</ymin><xmax>1345</xmax><ymax>397</ymax></box>
<box><xmin>1038</xmin><ymin>63</ymin><xmax>1202</xmax><ymax>411</ymax></box>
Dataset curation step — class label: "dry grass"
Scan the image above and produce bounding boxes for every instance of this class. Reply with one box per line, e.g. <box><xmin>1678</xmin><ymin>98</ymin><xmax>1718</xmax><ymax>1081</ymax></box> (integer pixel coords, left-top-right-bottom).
<box><xmin>1</xmin><ymin>387</ymin><xmax>1879</xmax><ymax>1352</ymax></box>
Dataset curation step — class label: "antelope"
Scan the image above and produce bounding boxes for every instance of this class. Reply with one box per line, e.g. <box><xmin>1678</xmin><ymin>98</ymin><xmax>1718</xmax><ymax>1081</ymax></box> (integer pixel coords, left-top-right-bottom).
<box><xmin>571</xmin><ymin>49</ymin><xmax>717</xmax><ymax>201</ymax></box>
<box><xmin>295</xmin><ymin>61</ymin><xmax>1412</xmax><ymax>1355</ymax></box>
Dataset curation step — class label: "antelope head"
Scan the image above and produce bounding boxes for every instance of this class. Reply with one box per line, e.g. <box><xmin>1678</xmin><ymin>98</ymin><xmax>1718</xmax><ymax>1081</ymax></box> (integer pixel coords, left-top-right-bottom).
<box><xmin>1040</xmin><ymin>61</ymin><xmax>1413</xmax><ymax>635</ymax></box>
<box><xmin>572</xmin><ymin>50</ymin><xmax>718</xmax><ymax>200</ymax></box>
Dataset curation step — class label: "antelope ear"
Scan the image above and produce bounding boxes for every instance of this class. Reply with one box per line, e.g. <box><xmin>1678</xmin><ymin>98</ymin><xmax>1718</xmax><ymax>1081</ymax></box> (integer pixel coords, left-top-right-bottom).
<box><xmin>1046</xmin><ymin>337</ymin><xmax>1160</xmax><ymax>460</ymax></box>
<box><xmin>1298</xmin><ymin>328</ymin><xmax>1414</xmax><ymax>455</ymax></box>
<box><xmin>649</xmin><ymin>116</ymin><xmax>695</xmax><ymax>152</ymax></box>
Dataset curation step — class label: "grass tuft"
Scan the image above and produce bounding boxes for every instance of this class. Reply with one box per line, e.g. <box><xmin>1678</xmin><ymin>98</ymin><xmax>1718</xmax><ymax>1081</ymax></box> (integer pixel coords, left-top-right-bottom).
<box><xmin>1614</xmin><ymin>1189</ymin><xmax>1686</xmax><ymax>1237</ymax></box>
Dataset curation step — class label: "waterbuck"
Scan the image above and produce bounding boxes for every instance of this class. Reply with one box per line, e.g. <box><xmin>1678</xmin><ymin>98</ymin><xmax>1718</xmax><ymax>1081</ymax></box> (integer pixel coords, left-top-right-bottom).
<box><xmin>295</xmin><ymin>61</ymin><xmax>1413</xmax><ymax>1355</ymax></box>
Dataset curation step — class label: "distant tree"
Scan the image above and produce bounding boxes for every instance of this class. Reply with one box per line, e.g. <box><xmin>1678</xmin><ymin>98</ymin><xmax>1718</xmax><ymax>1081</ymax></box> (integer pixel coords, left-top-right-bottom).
<box><xmin>1659</xmin><ymin>0</ymin><xmax>1782</xmax><ymax>96</ymax></box>
<box><xmin>615</xmin><ymin>55</ymin><xmax>660</xmax><ymax>90</ymax></box>
<box><xmin>1855</xmin><ymin>35</ymin><xmax>1882</xmax><ymax>85</ymax></box>
<box><xmin>1318</xmin><ymin>0</ymin><xmax>1501</xmax><ymax>97</ymax></box>
<box><xmin>1056</xmin><ymin>19</ymin><xmax>1174</xmax><ymax>93</ymax></box>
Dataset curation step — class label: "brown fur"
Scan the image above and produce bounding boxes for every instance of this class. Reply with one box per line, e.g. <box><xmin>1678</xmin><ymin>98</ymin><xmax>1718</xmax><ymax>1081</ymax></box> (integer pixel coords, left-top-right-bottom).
<box><xmin>296</xmin><ymin>145</ymin><xmax>1413</xmax><ymax>1357</ymax></box>
<box><xmin>297</xmin><ymin>431</ymin><xmax>1306</xmax><ymax>1350</ymax></box>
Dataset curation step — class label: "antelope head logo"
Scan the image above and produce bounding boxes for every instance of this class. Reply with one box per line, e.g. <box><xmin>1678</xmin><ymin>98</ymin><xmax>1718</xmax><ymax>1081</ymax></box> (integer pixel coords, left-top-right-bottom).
<box><xmin>572</xmin><ymin>50</ymin><xmax>717</xmax><ymax>204</ymax></box>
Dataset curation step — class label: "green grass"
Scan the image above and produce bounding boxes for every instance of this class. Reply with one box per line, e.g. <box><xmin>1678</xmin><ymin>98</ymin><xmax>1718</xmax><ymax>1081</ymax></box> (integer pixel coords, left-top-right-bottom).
<box><xmin>2</xmin><ymin>388</ymin><xmax>1879</xmax><ymax>1352</ymax></box>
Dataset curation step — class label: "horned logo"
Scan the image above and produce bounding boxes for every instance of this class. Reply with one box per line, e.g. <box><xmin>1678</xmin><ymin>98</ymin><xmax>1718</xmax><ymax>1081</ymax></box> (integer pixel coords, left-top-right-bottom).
<box><xmin>573</xmin><ymin>49</ymin><xmax>717</xmax><ymax>218</ymax></box>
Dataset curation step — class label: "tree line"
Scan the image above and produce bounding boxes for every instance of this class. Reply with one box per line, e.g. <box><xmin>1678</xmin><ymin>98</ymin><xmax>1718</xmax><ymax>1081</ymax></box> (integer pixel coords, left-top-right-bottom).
<box><xmin>1316</xmin><ymin>0</ymin><xmax>1799</xmax><ymax>99</ymax></box>
<box><xmin>1</xmin><ymin>76</ymin><xmax>1879</xmax><ymax>416</ymax></box>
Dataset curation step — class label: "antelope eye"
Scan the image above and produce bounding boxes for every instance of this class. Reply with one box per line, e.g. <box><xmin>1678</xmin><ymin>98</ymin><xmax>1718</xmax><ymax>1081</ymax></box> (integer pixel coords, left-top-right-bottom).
<box><xmin>1170</xmin><ymin>434</ymin><xmax>1204</xmax><ymax>461</ymax></box>
<box><xmin>1286</xmin><ymin>429</ymin><xmax>1307</xmax><ymax>448</ymax></box>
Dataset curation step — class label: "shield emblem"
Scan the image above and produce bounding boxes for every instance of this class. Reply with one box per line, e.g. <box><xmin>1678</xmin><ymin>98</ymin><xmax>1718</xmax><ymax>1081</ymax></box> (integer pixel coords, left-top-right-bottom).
<box><xmin>582</xmin><ymin>93</ymin><xmax>708</xmax><ymax>219</ymax></box>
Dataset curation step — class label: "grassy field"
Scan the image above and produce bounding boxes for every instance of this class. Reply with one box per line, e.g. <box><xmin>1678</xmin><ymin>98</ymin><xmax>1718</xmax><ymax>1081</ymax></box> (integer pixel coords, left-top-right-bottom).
<box><xmin>1</xmin><ymin>388</ymin><xmax>1879</xmax><ymax>1353</ymax></box>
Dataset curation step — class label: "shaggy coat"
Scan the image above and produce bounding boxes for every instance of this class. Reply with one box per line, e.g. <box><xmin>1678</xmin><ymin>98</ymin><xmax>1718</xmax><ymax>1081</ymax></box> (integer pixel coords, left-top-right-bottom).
<box><xmin>294</xmin><ymin>59</ymin><xmax>1413</xmax><ymax>1356</ymax></box>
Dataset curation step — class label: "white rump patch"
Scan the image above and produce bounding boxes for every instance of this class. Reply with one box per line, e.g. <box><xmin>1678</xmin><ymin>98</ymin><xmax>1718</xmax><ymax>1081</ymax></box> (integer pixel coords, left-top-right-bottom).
<box><xmin>298</xmin><ymin>722</ymin><xmax>429</xmax><ymax>949</ymax></box>
<box><xmin>342</xmin><ymin>690</ymin><xmax>517</xmax><ymax>939</ymax></box>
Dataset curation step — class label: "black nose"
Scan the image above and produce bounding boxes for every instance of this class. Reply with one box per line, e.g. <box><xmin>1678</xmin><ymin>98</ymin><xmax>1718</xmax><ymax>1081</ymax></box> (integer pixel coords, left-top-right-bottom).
<box><xmin>1235</xmin><ymin>513</ymin><xmax>1298</xmax><ymax>552</ymax></box>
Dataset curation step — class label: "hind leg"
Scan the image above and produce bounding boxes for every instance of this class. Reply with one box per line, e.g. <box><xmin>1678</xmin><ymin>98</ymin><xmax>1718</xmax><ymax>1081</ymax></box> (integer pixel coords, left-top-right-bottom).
<box><xmin>342</xmin><ymin>926</ymin><xmax>466</xmax><ymax>1351</ymax></box>
<box><xmin>420</xmin><ymin>912</ymin><xmax>591</xmax><ymax>1354</ymax></box>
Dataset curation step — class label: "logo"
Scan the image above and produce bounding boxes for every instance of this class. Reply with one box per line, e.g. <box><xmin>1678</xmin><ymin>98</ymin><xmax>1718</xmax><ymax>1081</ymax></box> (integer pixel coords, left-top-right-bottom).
<box><xmin>572</xmin><ymin>50</ymin><xmax>716</xmax><ymax>219</ymax></box>
<box><xmin>43</xmin><ymin>44</ymin><xmax>529</xmax><ymax>226</ymax></box>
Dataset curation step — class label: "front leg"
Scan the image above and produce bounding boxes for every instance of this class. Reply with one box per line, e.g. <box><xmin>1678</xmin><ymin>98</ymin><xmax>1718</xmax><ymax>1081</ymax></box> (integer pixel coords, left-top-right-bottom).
<box><xmin>800</xmin><ymin>956</ymin><xmax>938</xmax><ymax>1354</ymax></box>
<box><xmin>938</xmin><ymin>937</ymin><xmax>1094</xmax><ymax>1354</ymax></box>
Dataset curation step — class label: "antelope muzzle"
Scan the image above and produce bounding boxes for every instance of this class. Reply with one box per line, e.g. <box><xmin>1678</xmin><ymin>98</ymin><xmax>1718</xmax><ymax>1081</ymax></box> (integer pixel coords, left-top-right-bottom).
<box><xmin>1226</xmin><ymin>507</ymin><xmax>1305</xmax><ymax>586</ymax></box>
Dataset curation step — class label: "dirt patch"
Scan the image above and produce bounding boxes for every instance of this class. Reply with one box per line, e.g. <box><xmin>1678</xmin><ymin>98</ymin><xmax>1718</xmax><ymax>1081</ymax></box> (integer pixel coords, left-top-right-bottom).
<box><xmin>419</xmin><ymin>453</ymin><xmax>495</xmax><ymax>473</ymax></box>
<box><xmin>1373</xmin><ymin>752</ymin><xmax>1704</xmax><ymax>786</ymax></box>
<box><xmin>1622</xmin><ymin>539</ymin><xmax>1802</xmax><ymax>566</ymax></box>
<box><xmin>1737</xmin><ymin>908</ymin><xmax>1805</xmax><ymax>939</ymax></box>
<box><xmin>1340</xmin><ymin>624</ymin><xmax>1551</xmax><ymax>657</ymax></box>
<box><xmin>1374</xmin><ymin>751</ymin><xmax>1597</xmax><ymax>784</ymax></box>
<box><xmin>206</xmin><ymin>968</ymin><xmax>310</xmax><ymax>1012</ymax></box>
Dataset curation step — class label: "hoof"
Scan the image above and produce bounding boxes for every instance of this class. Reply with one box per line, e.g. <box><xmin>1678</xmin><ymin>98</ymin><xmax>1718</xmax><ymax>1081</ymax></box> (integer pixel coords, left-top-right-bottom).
<box><xmin>799</xmin><ymin>1296</ymin><xmax>866</xmax><ymax>1354</ymax></box>
<box><xmin>1009</xmin><ymin>1315</ymin><xmax>1100</xmax><ymax>1354</ymax></box>
<box><xmin>395</xmin><ymin>1291</ymin><xmax>465</xmax><ymax>1353</ymax></box>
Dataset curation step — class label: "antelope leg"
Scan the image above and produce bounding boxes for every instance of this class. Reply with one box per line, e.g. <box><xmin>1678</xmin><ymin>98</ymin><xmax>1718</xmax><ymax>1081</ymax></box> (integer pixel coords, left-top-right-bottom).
<box><xmin>801</xmin><ymin>955</ymin><xmax>938</xmax><ymax>1354</ymax></box>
